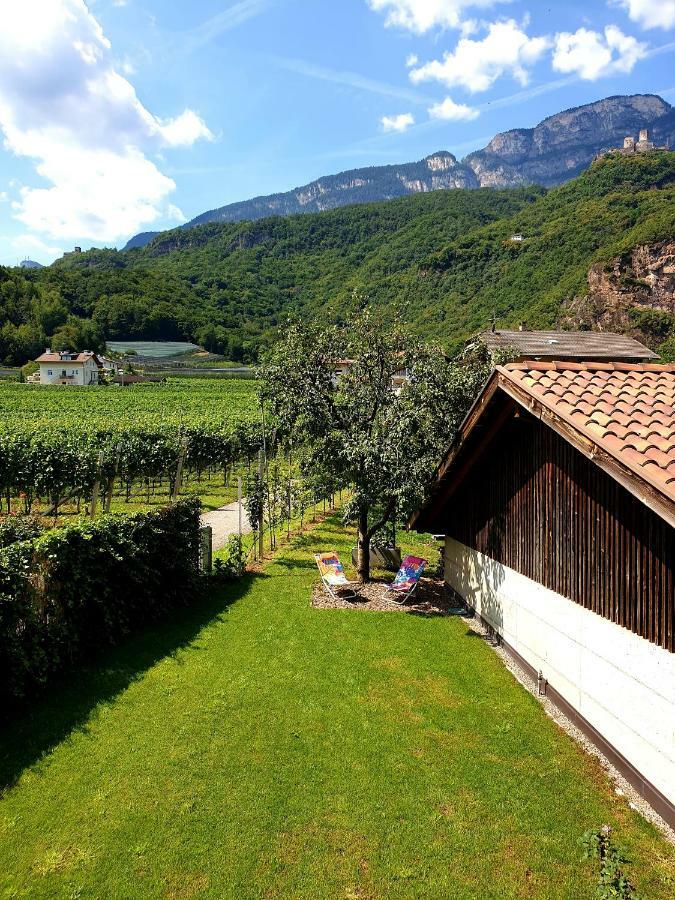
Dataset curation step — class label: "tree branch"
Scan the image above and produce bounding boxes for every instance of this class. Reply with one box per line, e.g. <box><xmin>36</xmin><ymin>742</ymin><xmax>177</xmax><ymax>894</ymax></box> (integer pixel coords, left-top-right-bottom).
<box><xmin>366</xmin><ymin>496</ymin><xmax>396</xmax><ymax>540</ymax></box>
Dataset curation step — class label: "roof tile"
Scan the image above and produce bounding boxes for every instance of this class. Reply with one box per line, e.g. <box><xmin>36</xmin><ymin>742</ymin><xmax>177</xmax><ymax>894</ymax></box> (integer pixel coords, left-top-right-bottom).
<box><xmin>502</xmin><ymin>361</ymin><xmax>675</xmax><ymax>504</ymax></box>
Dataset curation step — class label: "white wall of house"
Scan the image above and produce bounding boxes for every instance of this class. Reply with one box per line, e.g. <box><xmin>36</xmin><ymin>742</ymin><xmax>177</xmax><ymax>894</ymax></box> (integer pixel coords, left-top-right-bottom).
<box><xmin>445</xmin><ymin>536</ymin><xmax>675</xmax><ymax>807</ymax></box>
<box><xmin>39</xmin><ymin>359</ymin><xmax>99</xmax><ymax>385</ymax></box>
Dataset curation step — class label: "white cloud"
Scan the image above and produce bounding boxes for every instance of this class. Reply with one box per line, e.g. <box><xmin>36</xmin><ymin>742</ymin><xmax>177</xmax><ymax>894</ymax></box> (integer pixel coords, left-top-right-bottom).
<box><xmin>167</xmin><ymin>203</ymin><xmax>186</xmax><ymax>222</ymax></box>
<box><xmin>157</xmin><ymin>109</ymin><xmax>214</xmax><ymax>147</ymax></box>
<box><xmin>366</xmin><ymin>0</ymin><xmax>504</xmax><ymax>34</ymax></box>
<box><xmin>0</xmin><ymin>0</ymin><xmax>213</xmax><ymax>244</ymax></box>
<box><xmin>405</xmin><ymin>53</ymin><xmax>419</xmax><ymax>67</ymax></box>
<box><xmin>11</xmin><ymin>233</ymin><xmax>64</xmax><ymax>262</ymax></box>
<box><xmin>613</xmin><ymin>1</ymin><xmax>675</xmax><ymax>31</ymax></box>
<box><xmin>552</xmin><ymin>25</ymin><xmax>647</xmax><ymax>80</ymax></box>
<box><xmin>381</xmin><ymin>112</ymin><xmax>415</xmax><ymax>131</ymax></box>
<box><xmin>119</xmin><ymin>57</ymin><xmax>136</xmax><ymax>76</ymax></box>
<box><xmin>428</xmin><ymin>96</ymin><xmax>479</xmax><ymax>120</ymax></box>
<box><xmin>410</xmin><ymin>20</ymin><xmax>550</xmax><ymax>92</ymax></box>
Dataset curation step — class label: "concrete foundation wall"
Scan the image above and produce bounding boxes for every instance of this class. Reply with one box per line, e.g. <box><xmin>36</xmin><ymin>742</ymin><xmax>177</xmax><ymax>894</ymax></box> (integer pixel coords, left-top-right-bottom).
<box><xmin>445</xmin><ymin>537</ymin><xmax>675</xmax><ymax>807</ymax></box>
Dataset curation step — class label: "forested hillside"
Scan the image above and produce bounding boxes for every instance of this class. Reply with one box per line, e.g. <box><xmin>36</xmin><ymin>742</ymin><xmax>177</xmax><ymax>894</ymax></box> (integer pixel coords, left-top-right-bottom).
<box><xmin>2</xmin><ymin>152</ymin><xmax>674</xmax><ymax>365</ymax></box>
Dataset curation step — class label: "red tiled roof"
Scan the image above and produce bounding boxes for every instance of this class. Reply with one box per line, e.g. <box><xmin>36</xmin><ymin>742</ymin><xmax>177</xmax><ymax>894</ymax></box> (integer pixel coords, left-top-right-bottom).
<box><xmin>35</xmin><ymin>351</ymin><xmax>100</xmax><ymax>364</ymax></box>
<box><xmin>499</xmin><ymin>361</ymin><xmax>675</xmax><ymax>503</ymax></box>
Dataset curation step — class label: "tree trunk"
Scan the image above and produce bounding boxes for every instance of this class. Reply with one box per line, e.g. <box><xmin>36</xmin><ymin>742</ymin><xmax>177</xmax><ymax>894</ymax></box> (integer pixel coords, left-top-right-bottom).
<box><xmin>357</xmin><ymin>507</ymin><xmax>370</xmax><ymax>583</ymax></box>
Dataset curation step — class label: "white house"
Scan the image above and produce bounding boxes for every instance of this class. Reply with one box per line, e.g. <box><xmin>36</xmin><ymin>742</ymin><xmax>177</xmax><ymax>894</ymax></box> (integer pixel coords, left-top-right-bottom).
<box><xmin>34</xmin><ymin>349</ymin><xmax>103</xmax><ymax>386</ymax></box>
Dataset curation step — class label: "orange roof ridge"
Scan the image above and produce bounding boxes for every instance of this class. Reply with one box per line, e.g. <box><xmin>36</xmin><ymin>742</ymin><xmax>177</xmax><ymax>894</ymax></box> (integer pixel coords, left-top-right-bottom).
<box><xmin>501</xmin><ymin>361</ymin><xmax>675</xmax><ymax>373</ymax></box>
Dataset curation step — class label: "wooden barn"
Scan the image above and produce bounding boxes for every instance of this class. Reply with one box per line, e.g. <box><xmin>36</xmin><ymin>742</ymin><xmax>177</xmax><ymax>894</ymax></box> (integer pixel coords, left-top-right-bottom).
<box><xmin>411</xmin><ymin>361</ymin><xmax>674</xmax><ymax>826</ymax></box>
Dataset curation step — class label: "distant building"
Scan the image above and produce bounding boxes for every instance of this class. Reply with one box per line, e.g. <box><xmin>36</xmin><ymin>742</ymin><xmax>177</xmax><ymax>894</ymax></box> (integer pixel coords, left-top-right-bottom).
<box><xmin>333</xmin><ymin>359</ymin><xmax>355</xmax><ymax>382</ymax></box>
<box><xmin>333</xmin><ymin>357</ymin><xmax>410</xmax><ymax>391</ymax></box>
<box><xmin>600</xmin><ymin>128</ymin><xmax>669</xmax><ymax>159</ymax></box>
<box><xmin>34</xmin><ymin>349</ymin><xmax>102</xmax><ymax>386</ymax></box>
<box><xmin>477</xmin><ymin>329</ymin><xmax>658</xmax><ymax>363</ymax></box>
<box><xmin>509</xmin><ymin>233</ymin><xmax>524</xmax><ymax>243</ymax></box>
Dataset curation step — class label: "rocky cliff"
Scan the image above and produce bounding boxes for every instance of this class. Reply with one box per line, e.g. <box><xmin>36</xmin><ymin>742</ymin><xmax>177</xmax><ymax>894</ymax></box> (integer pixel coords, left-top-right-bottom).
<box><xmin>188</xmin><ymin>151</ymin><xmax>478</xmax><ymax>227</ymax></box>
<box><xmin>560</xmin><ymin>241</ymin><xmax>675</xmax><ymax>347</ymax></box>
<box><xmin>124</xmin><ymin>94</ymin><xmax>675</xmax><ymax>250</ymax></box>
<box><xmin>466</xmin><ymin>94</ymin><xmax>673</xmax><ymax>187</ymax></box>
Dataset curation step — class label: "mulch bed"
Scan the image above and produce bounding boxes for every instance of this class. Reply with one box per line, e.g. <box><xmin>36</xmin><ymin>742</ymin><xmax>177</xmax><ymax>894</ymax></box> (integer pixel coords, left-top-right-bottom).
<box><xmin>311</xmin><ymin>576</ymin><xmax>466</xmax><ymax>616</ymax></box>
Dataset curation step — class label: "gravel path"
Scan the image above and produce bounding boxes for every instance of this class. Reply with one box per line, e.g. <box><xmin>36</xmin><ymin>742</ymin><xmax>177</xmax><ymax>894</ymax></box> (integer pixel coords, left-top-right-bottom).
<box><xmin>200</xmin><ymin>500</ymin><xmax>251</xmax><ymax>550</ymax></box>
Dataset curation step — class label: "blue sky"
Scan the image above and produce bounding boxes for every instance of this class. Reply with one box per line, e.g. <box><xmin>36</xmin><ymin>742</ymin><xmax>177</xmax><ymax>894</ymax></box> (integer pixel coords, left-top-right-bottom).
<box><xmin>1</xmin><ymin>0</ymin><xmax>675</xmax><ymax>265</ymax></box>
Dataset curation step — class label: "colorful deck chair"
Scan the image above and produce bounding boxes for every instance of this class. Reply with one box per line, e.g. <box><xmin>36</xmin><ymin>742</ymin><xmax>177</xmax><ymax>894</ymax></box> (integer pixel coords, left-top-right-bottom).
<box><xmin>315</xmin><ymin>551</ymin><xmax>357</xmax><ymax>600</ymax></box>
<box><xmin>385</xmin><ymin>555</ymin><xmax>427</xmax><ymax>604</ymax></box>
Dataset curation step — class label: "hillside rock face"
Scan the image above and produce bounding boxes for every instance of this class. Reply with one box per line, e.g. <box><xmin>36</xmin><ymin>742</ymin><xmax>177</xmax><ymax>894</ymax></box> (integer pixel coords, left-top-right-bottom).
<box><xmin>124</xmin><ymin>94</ymin><xmax>675</xmax><ymax>250</ymax></box>
<box><xmin>465</xmin><ymin>95</ymin><xmax>673</xmax><ymax>187</ymax></box>
<box><xmin>188</xmin><ymin>151</ymin><xmax>478</xmax><ymax>228</ymax></box>
<box><xmin>561</xmin><ymin>241</ymin><xmax>675</xmax><ymax>338</ymax></box>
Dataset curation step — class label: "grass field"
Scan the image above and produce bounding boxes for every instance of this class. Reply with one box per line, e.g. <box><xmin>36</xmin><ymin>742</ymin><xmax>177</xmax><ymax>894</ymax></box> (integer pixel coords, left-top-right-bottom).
<box><xmin>1</xmin><ymin>513</ymin><xmax>673</xmax><ymax>898</ymax></box>
<box><xmin>0</xmin><ymin>377</ymin><xmax>259</xmax><ymax>433</ymax></box>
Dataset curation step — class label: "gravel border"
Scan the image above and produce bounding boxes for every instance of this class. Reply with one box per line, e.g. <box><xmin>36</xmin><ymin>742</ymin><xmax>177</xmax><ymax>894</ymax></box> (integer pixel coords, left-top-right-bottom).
<box><xmin>311</xmin><ymin>577</ymin><xmax>463</xmax><ymax>616</ymax></box>
<box><xmin>462</xmin><ymin>609</ymin><xmax>675</xmax><ymax>845</ymax></box>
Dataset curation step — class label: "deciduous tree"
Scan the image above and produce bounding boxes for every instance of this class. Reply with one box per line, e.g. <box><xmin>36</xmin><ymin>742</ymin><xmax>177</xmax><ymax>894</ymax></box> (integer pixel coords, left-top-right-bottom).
<box><xmin>260</xmin><ymin>310</ymin><xmax>496</xmax><ymax>581</ymax></box>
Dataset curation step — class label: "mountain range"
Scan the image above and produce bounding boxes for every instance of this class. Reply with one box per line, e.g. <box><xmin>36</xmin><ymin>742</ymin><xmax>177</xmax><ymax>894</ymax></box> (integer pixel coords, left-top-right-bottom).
<box><xmin>125</xmin><ymin>93</ymin><xmax>675</xmax><ymax>250</ymax></box>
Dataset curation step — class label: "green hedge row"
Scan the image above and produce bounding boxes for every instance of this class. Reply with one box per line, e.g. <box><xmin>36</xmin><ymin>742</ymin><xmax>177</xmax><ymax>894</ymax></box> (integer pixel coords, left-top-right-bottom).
<box><xmin>0</xmin><ymin>516</ymin><xmax>42</xmax><ymax>548</ymax></box>
<box><xmin>0</xmin><ymin>499</ymin><xmax>201</xmax><ymax>709</ymax></box>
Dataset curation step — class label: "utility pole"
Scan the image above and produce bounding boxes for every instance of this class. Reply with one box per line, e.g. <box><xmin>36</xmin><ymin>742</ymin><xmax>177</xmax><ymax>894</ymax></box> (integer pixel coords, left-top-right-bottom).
<box><xmin>258</xmin><ymin>449</ymin><xmax>264</xmax><ymax>561</ymax></box>
<box><xmin>172</xmin><ymin>437</ymin><xmax>189</xmax><ymax>502</ymax></box>
<box><xmin>90</xmin><ymin>450</ymin><xmax>105</xmax><ymax>517</ymax></box>
<box><xmin>237</xmin><ymin>475</ymin><xmax>243</xmax><ymax>537</ymax></box>
<box><xmin>104</xmin><ymin>443</ymin><xmax>122</xmax><ymax>514</ymax></box>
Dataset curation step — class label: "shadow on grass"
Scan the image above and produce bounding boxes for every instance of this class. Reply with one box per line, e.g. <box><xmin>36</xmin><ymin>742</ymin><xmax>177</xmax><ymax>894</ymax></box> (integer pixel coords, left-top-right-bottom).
<box><xmin>0</xmin><ymin>573</ymin><xmax>264</xmax><ymax>795</ymax></box>
<box><xmin>284</xmin><ymin>531</ymin><xmax>333</xmax><ymax>550</ymax></box>
<box><xmin>268</xmin><ymin>555</ymin><xmax>319</xmax><ymax>572</ymax></box>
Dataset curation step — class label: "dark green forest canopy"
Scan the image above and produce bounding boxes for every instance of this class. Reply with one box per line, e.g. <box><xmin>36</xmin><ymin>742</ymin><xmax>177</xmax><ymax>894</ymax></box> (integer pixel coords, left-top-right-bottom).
<box><xmin>2</xmin><ymin>152</ymin><xmax>674</xmax><ymax>366</ymax></box>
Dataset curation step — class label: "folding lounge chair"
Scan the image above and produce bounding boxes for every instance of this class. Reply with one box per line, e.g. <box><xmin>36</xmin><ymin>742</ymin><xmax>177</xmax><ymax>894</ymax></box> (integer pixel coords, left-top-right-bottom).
<box><xmin>385</xmin><ymin>555</ymin><xmax>427</xmax><ymax>604</ymax></box>
<box><xmin>315</xmin><ymin>551</ymin><xmax>358</xmax><ymax>600</ymax></box>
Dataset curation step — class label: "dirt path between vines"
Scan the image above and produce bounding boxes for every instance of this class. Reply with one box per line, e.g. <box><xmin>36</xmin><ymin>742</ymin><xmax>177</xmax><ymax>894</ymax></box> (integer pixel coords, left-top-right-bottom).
<box><xmin>201</xmin><ymin>500</ymin><xmax>252</xmax><ymax>550</ymax></box>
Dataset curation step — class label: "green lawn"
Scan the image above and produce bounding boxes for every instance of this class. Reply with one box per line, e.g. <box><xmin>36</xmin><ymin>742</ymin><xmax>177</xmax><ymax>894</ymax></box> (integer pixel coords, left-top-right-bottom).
<box><xmin>1</xmin><ymin>515</ymin><xmax>673</xmax><ymax>898</ymax></box>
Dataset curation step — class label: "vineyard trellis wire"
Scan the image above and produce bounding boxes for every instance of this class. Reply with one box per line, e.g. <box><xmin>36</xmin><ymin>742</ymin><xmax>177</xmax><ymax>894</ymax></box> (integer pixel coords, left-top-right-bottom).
<box><xmin>0</xmin><ymin>423</ymin><xmax>265</xmax><ymax>517</ymax></box>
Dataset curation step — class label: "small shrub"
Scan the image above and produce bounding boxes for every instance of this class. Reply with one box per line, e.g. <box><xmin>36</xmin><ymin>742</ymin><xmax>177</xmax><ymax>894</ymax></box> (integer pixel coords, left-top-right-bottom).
<box><xmin>214</xmin><ymin>534</ymin><xmax>246</xmax><ymax>581</ymax></box>
<box><xmin>581</xmin><ymin>825</ymin><xmax>637</xmax><ymax>899</ymax></box>
<box><xmin>628</xmin><ymin>307</ymin><xmax>675</xmax><ymax>342</ymax></box>
<box><xmin>657</xmin><ymin>334</ymin><xmax>675</xmax><ymax>362</ymax></box>
<box><xmin>0</xmin><ymin>515</ymin><xmax>42</xmax><ymax>548</ymax></box>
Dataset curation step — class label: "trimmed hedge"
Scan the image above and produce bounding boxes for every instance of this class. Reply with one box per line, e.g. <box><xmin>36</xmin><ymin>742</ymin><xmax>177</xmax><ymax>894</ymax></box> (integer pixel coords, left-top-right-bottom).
<box><xmin>0</xmin><ymin>499</ymin><xmax>201</xmax><ymax>708</ymax></box>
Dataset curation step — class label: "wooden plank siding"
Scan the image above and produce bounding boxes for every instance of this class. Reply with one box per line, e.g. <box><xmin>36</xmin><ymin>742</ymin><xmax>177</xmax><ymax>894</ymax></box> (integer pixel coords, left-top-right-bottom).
<box><xmin>445</xmin><ymin>414</ymin><xmax>674</xmax><ymax>652</ymax></box>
